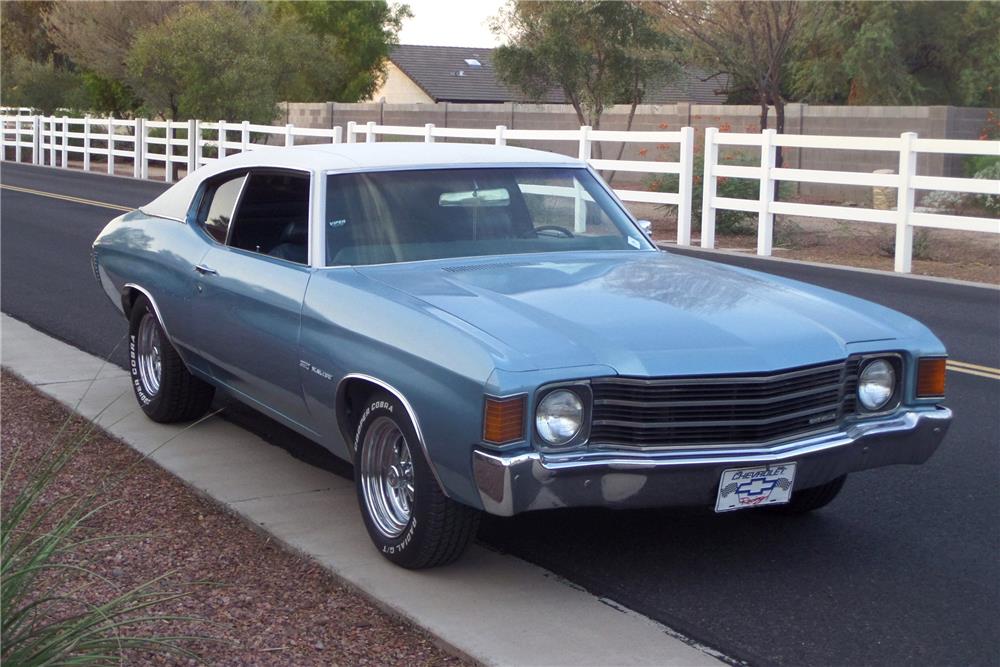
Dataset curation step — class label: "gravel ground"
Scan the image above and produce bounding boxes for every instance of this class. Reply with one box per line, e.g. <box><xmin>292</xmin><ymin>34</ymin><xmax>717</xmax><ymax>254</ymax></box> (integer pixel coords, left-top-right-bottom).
<box><xmin>0</xmin><ymin>371</ymin><xmax>468</xmax><ymax>666</ymax></box>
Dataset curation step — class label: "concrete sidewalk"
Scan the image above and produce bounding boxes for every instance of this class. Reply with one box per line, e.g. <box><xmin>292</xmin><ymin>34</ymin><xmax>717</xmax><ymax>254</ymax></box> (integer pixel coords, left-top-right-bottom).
<box><xmin>1</xmin><ymin>313</ymin><xmax>725</xmax><ymax>667</ymax></box>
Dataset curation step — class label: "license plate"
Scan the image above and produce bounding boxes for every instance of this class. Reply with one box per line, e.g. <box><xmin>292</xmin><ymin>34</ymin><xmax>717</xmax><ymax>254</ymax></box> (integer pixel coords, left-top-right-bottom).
<box><xmin>715</xmin><ymin>463</ymin><xmax>797</xmax><ymax>512</ymax></box>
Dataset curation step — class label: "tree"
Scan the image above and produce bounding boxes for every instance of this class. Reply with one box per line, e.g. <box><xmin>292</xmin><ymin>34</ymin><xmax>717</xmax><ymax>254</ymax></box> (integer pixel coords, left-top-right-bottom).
<box><xmin>125</xmin><ymin>4</ymin><xmax>335</xmax><ymax>122</ymax></box>
<box><xmin>652</xmin><ymin>1</ymin><xmax>805</xmax><ymax>152</ymax></box>
<box><xmin>1</xmin><ymin>56</ymin><xmax>90</xmax><ymax>114</ymax></box>
<box><xmin>491</xmin><ymin>1</ymin><xmax>677</xmax><ymax>158</ymax></box>
<box><xmin>43</xmin><ymin>1</ymin><xmax>179</xmax><ymax>82</ymax></box>
<box><xmin>790</xmin><ymin>1</ymin><xmax>1000</xmax><ymax>108</ymax></box>
<box><xmin>266</xmin><ymin>0</ymin><xmax>411</xmax><ymax>102</ymax></box>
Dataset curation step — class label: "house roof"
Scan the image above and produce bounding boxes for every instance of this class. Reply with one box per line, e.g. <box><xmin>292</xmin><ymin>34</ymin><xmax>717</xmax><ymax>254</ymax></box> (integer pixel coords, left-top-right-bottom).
<box><xmin>388</xmin><ymin>44</ymin><xmax>729</xmax><ymax>105</ymax></box>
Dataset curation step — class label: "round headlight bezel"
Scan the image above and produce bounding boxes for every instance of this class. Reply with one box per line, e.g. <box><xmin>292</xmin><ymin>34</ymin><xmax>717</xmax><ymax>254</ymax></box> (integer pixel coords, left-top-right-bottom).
<box><xmin>534</xmin><ymin>386</ymin><xmax>590</xmax><ymax>448</ymax></box>
<box><xmin>857</xmin><ymin>357</ymin><xmax>899</xmax><ymax>413</ymax></box>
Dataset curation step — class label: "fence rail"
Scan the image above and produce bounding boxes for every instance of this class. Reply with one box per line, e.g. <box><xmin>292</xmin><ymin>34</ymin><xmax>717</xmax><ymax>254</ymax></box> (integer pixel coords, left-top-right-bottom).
<box><xmin>2</xmin><ymin>114</ymin><xmax>997</xmax><ymax>273</ymax></box>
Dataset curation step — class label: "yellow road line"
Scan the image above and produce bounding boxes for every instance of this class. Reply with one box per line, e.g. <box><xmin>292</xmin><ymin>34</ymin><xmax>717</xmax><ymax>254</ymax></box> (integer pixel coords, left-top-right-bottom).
<box><xmin>947</xmin><ymin>364</ymin><xmax>1000</xmax><ymax>381</ymax></box>
<box><xmin>947</xmin><ymin>359</ymin><xmax>1000</xmax><ymax>375</ymax></box>
<box><xmin>0</xmin><ymin>183</ymin><xmax>133</xmax><ymax>212</ymax></box>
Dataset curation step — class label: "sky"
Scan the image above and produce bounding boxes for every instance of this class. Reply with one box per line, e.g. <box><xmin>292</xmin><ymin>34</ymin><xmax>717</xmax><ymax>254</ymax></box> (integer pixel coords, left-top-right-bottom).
<box><xmin>397</xmin><ymin>0</ymin><xmax>507</xmax><ymax>48</ymax></box>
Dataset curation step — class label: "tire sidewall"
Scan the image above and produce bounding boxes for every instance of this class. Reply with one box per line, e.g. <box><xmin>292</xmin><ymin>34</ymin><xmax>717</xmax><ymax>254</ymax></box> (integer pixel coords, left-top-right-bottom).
<box><xmin>353</xmin><ymin>393</ymin><xmax>429</xmax><ymax>564</ymax></box>
<box><xmin>128</xmin><ymin>298</ymin><xmax>164</xmax><ymax>414</ymax></box>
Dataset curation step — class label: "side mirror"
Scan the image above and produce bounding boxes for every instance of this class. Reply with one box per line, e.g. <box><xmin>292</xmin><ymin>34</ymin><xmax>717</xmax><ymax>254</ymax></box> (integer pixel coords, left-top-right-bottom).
<box><xmin>637</xmin><ymin>219</ymin><xmax>652</xmax><ymax>237</ymax></box>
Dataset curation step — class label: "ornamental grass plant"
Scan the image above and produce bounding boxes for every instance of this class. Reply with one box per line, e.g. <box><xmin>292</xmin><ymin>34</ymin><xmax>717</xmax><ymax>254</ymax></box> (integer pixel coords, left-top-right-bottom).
<box><xmin>1</xmin><ymin>370</ymin><xmax>219</xmax><ymax>666</ymax></box>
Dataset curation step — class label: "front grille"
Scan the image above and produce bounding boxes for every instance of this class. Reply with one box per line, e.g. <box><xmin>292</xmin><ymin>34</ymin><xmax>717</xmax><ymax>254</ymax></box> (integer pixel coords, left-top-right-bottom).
<box><xmin>590</xmin><ymin>360</ymin><xmax>859</xmax><ymax>449</ymax></box>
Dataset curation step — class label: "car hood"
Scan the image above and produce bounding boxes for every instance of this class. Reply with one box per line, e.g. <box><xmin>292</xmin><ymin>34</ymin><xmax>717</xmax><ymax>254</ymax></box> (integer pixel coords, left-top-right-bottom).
<box><xmin>356</xmin><ymin>251</ymin><xmax>905</xmax><ymax>375</ymax></box>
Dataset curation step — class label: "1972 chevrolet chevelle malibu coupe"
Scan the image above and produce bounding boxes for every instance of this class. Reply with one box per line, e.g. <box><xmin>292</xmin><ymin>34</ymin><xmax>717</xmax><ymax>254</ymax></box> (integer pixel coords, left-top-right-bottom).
<box><xmin>93</xmin><ymin>143</ymin><xmax>952</xmax><ymax>568</ymax></box>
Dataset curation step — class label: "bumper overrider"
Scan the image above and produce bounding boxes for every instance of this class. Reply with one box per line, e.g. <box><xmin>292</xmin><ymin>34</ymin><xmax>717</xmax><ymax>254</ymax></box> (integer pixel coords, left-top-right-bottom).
<box><xmin>472</xmin><ymin>407</ymin><xmax>951</xmax><ymax>516</ymax></box>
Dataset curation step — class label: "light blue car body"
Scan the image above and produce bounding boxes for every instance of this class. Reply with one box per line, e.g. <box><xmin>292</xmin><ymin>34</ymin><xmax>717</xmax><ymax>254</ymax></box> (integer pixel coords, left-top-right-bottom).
<box><xmin>93</xmin><ymin>144</ymin><xmax>951</xmax><ymax>514</ymax></box>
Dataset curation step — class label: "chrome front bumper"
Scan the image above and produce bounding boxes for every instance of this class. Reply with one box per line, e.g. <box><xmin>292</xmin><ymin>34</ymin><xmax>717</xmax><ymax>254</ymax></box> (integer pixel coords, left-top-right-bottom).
<box><xmin>472</xmin><ymin>407</ymin><xmax>952</xmax><ymax>516</ymax></box>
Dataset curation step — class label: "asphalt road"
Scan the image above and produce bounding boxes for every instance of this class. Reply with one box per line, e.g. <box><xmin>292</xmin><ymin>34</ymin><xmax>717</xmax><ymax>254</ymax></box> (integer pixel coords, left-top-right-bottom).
<box><xmin>3</xmin><ymin>162</ymin><xmax>998</xmax><ymax>666</ymax></box>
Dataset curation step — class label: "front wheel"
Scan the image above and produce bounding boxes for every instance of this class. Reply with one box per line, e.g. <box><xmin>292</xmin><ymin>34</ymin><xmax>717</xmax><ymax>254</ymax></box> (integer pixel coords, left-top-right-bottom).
<box><xmin>354</xmin><ymin>392</ymin><xmax>479</xmax><ymax>568</ymax></box>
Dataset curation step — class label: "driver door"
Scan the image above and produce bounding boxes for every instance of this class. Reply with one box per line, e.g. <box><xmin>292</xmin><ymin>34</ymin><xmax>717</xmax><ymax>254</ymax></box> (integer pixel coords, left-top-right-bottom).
<box><xmin>190</xmin><ymin>169</ymin><xmax>315</xmax><ymax>431</ymax></box>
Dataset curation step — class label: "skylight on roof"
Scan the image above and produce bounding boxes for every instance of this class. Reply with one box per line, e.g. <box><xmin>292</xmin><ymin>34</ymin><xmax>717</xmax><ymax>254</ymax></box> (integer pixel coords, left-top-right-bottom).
<box><xmin>464</xmin><ymin>58</ymin><xmax>482</xmax><ymax>67</ymax></box>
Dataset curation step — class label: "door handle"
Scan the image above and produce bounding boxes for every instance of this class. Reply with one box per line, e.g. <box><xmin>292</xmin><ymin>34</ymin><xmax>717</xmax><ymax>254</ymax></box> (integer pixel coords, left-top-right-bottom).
<box><xmin>193</xmin><ymin>264</ymin><xmax>218</xmax><ymax>276</ymax></box>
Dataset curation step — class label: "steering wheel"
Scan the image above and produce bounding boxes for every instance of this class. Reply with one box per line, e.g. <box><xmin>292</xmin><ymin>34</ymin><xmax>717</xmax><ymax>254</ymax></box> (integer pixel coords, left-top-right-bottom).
<box><xmin>531</xmin><ymin>225</ymin><xmax>575</xmax><ymax>239</ymax></box>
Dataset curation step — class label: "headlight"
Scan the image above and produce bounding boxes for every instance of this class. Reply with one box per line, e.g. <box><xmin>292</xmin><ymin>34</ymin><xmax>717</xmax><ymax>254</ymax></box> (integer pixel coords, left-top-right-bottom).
<box><xmin>535</xmin><ymin>389</ymin><xmax>584</xmax><ymax>446</ymax></box>
<box><xmin>858</xmin><ymin>359</ymin><xmax>896</xmax><ymax>411</ymax></box>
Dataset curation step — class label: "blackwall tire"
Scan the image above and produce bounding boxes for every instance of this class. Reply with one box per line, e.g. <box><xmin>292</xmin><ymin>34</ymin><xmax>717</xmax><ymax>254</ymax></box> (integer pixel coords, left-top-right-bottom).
<box><xmin>354</xmin><ymin>391</ymin><xmax>479</xmax><ymax>568</ymax></box>
<box><xmin>128</xmin><ymin>295</ymin><xmax>214</xmax><ymax>423</ymax></box>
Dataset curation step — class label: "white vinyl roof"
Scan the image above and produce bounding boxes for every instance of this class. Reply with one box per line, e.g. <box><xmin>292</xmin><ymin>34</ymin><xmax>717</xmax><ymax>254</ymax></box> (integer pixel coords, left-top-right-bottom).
<box><xmin>227</xmin><ymin>142</ymin><xmax>580</xmax><ymax>173</ymax></box>
<box><xmin>140</xmin><ymin>142</ymin><xmax>584</xmax><ymax>221</ymax></box>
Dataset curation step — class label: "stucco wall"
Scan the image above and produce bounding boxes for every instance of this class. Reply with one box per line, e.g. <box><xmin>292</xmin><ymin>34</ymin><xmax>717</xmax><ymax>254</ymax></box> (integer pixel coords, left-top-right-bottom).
<box><xmin>366</xmin><ymin>63</ymin><xmax>434</xmax><ymax>104</ymax></box>
<box><xmin>279</xmin><ymin>102</ymin><xmax>995</xmax><ymax>200</ymax></box>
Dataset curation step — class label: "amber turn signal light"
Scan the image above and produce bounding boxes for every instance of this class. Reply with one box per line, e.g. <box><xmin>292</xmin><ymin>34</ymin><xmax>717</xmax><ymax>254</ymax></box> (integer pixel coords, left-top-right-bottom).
<box><xmin>916</xmin><ymin>358</ymin><xmax>947</xmax><ymax>398</ymax></box>
<box><xmin>483</xmin><ymin>396</ymin><xmax>525</xmax><ymax>444</ymax></box>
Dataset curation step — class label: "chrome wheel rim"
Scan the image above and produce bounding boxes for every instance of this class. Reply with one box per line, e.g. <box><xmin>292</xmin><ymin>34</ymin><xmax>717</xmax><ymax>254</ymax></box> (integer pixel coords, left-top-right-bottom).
<box><xmin>360</xmin><ymin>416</ymin><xmax>415</xmax><ymax>539</ymax></box>
<box><xmin>136</xmin><ymin>312</ymin><xmax>162</xmax><ymax>397</ymax></box>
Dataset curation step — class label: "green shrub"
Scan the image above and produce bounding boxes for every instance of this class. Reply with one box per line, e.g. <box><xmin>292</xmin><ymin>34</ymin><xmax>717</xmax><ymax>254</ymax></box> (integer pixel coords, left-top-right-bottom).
<box><xmin>972</xmin><ymin>161</ymin><xmax>1000</xmax><ymax>215</ymax></box>
<box><xmin>645</xmin><ymin>150</ymin><xmax>783</xmax><ymax>236</ymax></box>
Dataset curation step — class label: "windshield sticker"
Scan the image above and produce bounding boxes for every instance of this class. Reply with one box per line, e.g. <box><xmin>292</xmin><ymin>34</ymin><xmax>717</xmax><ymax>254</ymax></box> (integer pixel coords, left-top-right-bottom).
<box><xmin>627</xmin><ymin>236</ymin><xmax>641</xmax><ymax>249</ymax></box>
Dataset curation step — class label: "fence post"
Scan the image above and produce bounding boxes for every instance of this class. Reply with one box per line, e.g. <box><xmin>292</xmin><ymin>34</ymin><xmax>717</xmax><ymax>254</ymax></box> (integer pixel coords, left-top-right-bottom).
<box><xmin>495</xmin><ymin>125</ymin><xmax>506</xmax><ymax>146</ymax></box>
<box><xmin>241</xmin><ymin>120</ymin><xmax>250</xmax><ymax>152</ymax></box>
<box><xmin>83</xmin><ymin>116</ymin><xmax>91</xmax><ymax>171</ymax></box>
<box><xmin>346</xmin><ymin>121</ymin><xmax>357</xmax><ymax>143</ymax></box>
<box><xmin>578</xmin><ymin>125</ymin><xmax>592</xmax><ymax>162</ymax></box>
<box><xmin>332</xmin><ymin>126</ymin><xmax>343</xmax><ymax>144</ymax></box>
<box><xmin>32</xmin><ymin>116</ymin><xmax>40</xmax><ymax>165</ymax></box>
<box><xmin>575</xmin><ymin>126</ymin><xmax>592</xmax><ymax>233</ymax></box>
<box><xmin>218</xmin><ymin>120</ymin><xmax>227</xmax><ymax>158</ymax></box>
<box><xmin>187</xmin><ymin>119</ymin><xmax>198</xmax><ymax>174</ymax></box>
<box><xmin>365</xmin><ymin>121</ymin><xmax>376</xmax><ymax>143</ymax></box>
<box><xmin>701</xmin><ymin>127</ymin><xmax>719</xmax><ymax>249</ymax></box>
<box><xmin>107</xmin><ymin>117</ymin><xmax>115</xmax><ymax>175</ymax></box>
<box><xmin>424</xmin><ymin>123</ymin><xmax>435</xmax><ymax>143</ymax></box>
<box><xmin>284</xmin><ymin>123</ymin><xmax>294</xmax><ymax>147</ymax></box>
<box><xmin>11</xmin><ymin>117</ymin><xmax>20</xmax><ymax>163</ymax></box>
<box><xmin>895</xmin><ymin>132</ymin><xmax>917</xmax><ymax>273</ymax></box>
<box><xmin>136</xmin><ymin>118</ymin><xmax>147</xmax><ymax>179</ymax></box>
<box><xmin>677</xmin><ymin>126</ymin><xmax>695</xmax><ymax>246</ymax></box>
<box><xmin>756</xmin><ymin>128</ymin><xmax>777</xmax><ymax>256</ymax></box>
<box><xmin>61</xmin><ymin>115</ymin><xmax>69</xmax><ymax>167</ymax></box>
<box><xmin>165</xmin><ymin>122</ymin><xmax>175</xmax><ymax>183</ymax></box>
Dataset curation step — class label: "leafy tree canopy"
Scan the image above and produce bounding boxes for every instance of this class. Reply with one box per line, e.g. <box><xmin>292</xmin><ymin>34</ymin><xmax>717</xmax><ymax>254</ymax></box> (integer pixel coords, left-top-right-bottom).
<box><xmin>125</xmin><ymin>3</ymin><xmax>341</xmax><ymax>122</ymax></box>
<box><xmin>789</xmin><ymin>1</ymin><xmax>1000</xmax><ymax>107</ymax></box>
<box><xmin>266</xmin><ymin>0</ymin><xmax>410</xmax><ymax>102</ymax></box>
<box><xmin>491</xmin><ymin>0</ymin><xmax>678</xmax><ymax>133</ymax></box>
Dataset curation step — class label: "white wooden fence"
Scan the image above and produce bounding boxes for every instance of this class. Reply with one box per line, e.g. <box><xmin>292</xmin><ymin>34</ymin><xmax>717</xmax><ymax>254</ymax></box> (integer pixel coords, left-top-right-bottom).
<box><xmin>2</xmin><ymin>114</ymin><xmax>997</xmax><ymax>273</ymax></box>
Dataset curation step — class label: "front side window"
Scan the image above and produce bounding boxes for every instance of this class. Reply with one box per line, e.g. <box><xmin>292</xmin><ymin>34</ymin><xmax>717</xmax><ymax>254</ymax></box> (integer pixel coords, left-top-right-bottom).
<box><xmin>197</xmin><ymin>174</ymin><xmax>246</xmax><ymax>244</ymax></box>
<box><xmin>324</xmin><ymin>168</ymin><xmax>651</xmax><ymax>266</ymax></box>
<box><xmin>228</xmin><ymin>172</ymin><xmax>310</xmax><ymax>264</ymax></box>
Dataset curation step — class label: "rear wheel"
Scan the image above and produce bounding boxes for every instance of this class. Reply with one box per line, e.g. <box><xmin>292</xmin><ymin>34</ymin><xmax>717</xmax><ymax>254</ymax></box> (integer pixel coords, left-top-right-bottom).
<box><xmin>774</xmin><ymin>475</ymin><xmax>847</xmax><ymax>514</ymax></box>
<box><xmin>354</xmin><ymin>392</ymin><xmax>479</xmax><ymax>568</ymax></box>
<box><xmin>128</xmin><ymin>295</ymin><xmax>214</xmax><ymax>423</ymax></box>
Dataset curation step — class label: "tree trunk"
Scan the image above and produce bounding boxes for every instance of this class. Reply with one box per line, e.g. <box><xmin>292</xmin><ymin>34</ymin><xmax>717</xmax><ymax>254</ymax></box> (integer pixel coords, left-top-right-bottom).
<box><xmin>773</xmin><ymin>97</ymin><xmax>785</xmax><ymax>201</ymax></box>
<box><xmin>606</xmin><ymin>99</ymin><xmax>639</xmax><ymax>185</ymax></box>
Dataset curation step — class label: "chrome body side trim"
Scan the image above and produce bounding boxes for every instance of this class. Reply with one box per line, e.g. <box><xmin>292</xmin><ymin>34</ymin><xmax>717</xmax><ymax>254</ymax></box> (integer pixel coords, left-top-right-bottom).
<box><xmin>337</xmin><ymin>372</ymin><xmax>449</xmax><ymax>498</ymax></box>
<box><xmin>122</xmin><ymin>283</ymin><xmax>173</xmax><ymax>341</ymax></box>
<box><xmin>473</xmin><ymin>406</ymin><xmax>952</xmax><ymax>516</ymax></box>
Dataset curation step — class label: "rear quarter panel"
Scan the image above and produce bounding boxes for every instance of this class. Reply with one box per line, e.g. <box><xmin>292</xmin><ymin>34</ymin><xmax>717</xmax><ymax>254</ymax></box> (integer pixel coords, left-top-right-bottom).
<box><xmin>93</xmin><ymin>210</ymin><xmax>210</xmax><ymax>366</ymax></box>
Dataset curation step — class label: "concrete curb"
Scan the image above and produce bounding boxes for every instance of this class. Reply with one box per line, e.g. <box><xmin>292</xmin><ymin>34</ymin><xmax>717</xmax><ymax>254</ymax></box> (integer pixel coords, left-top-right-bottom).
<box><xmin>1</xmin><ymin>313</ymin><xmax>726</xmax><ymax>667</ymax></box>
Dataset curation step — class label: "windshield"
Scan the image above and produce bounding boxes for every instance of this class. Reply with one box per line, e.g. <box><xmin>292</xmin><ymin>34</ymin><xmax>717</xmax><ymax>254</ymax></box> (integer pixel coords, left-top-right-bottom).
<box><xmin>324</xmin><ymin>167</ymin><xmax>652</xmax><ymax>266</ymax></box>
